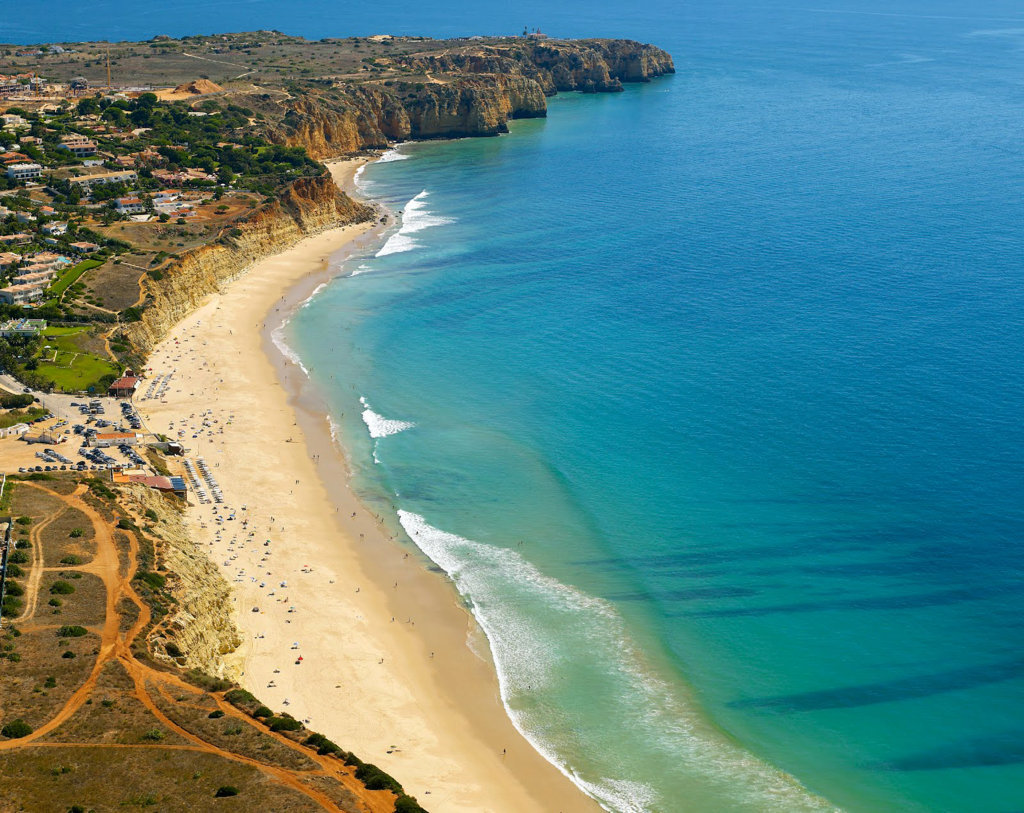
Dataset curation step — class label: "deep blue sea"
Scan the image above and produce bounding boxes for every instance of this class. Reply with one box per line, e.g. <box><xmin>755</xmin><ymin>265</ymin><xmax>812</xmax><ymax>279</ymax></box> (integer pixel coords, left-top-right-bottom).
<box><xmin>9</xmin><ymin>2</ymin><xmax>1024</xmax><ymax>810</ymax></box>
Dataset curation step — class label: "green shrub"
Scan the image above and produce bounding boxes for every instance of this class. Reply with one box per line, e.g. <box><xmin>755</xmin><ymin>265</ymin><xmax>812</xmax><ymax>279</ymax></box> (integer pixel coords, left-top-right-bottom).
<box><xmin>208</xmin><ymin>709</ymin><xmax>225</xmax><ymax>719</ymax></box>
<box><xmin>1</xmin><ymin>719</ymin><xmax>32</xmax><ymax>739</ymax></box>
<box><xmin>165</xmin><ymin>641</ymin><xmax>182</xmax><ymax>658</ymax></box>
<box><xmin>0</xmin><ymin>393</ymin><xmax>33</xmax><ymax>409</ymax></box>
<box><xmin>116</xmin><ymin>518</ymin><xmax>137</xmax><ymax>531</ymax></box>
<box><xmin>69</xmin><ymin>528</ymin><xmax>84</xmax><ymax>538</ymax></box>
<box><xmin>62</xmin><ymin>651</ymin><xmax>76</xmax><ymax>659</ymax></box>
<box><xmin>5</xmin><ymin>563</ymin><xmax>23</xmax><ymax>577</ymax></box>
<box><xmin>224</xmin><ymin>688</ymin><xmax>257</xmax><ymax>706</ymax></box>
<box><xmin>252</xmin><ymin>705</ymin><xmax>273</xmax><ymax>718</ymax></box>
<box><xmin>354</xmin><ymin>762</ymin><xmax>403</xmax><ymax>794</ymax></box>
<box><xmin>44</xmin><ymin>676</ymin><xmax>56</xmax><ymax>688</ymax></box>
<box><xmin>268</xmin><ymin>716</ymin><xmax>302</xmax><ymax>732</ymax></box>
<box><xmin>214</xmin><ymin>786</ymin><xmax>239</xmax><ymax>797</ymax></box>
<box><xmin>137</xmin><ymin>571</ymin><xmax>166</xmax><ymax>590</ymax></box>
<box><xmin>15</xmin><ymin>539</ymin><xmax>30</xmax><ymax>549</ymax></box>
<box><xmin>142</xmin><ymin>728</ymin><xmax>165</xmax><ymax>741</ymax></box>
<box><xmin>49</xmin><ymin>598</ymin><xmax>62</xmax><ymax>607</ymax></box>
<box><xmin>56</xmin><ymin>625</ymin><xmax>87</xmax><ymax>637</ymax></box>
<box><xmin>59</xmin><ymin>555</ymin><xmax>82</xmax><ymax>565</ymax></box>
<box><xmin>8</xmin><ymin>550</ymin><xmax>28</xmax><ymax>564</ymax></box>
<box><xmin>50</xmin><ymin>580</ymin><xmax>75</xmax><ymax>595</ymax></box>
<box><xmin>87</xmin><ymin>479</ymin><xmax>115</xmax><ymax>499</ymax></box>
<box><xmin>15</xmin><ymin>516</ymin><xmax>32</xmax><ymax>526</ymax></box>
<box><xmin>304</xmin><ymin>732</ymin><xmax>341</xmax><ymax>755</ymax></box>
<box><xmin>5</xmin><ymin>581</ymin><xmax>23</xmax><ymax>597</ymax></box>
<box><xmin>144</xmin><ymin>508</ymin><xmax>158</xmax><ymax>521</ymax></box>
<box><xmin>395</xmin><ymin>795</ymin><xmax>428</xmax><ymax>813</ymax></box>
<box><xmin>6</xmin><ymin>652</ymin><xmax>21</xmax><ymax>663</ymax></box>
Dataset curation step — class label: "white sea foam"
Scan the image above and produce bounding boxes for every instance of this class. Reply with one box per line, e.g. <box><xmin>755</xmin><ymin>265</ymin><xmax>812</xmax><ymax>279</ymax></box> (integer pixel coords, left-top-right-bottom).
<box><xmin>397</xmin><ymin>511</ymin><xmax>839</xmax><ymax>813</ymax></box>
<box><xmin>327</xmin><ymin>414</ymin><xmax>342</xmax><ymax>445</ymax></box>
<box><xmin>376</xmin><ymin>190</ymin><xmax>453</xmax><ymax>257</ymax></box>
<box><xmin>359</xmin><ymin>397</ymin><xmax>414</xmax><ymax>439</ymax></box>
<box><xmin>300</xmin><ymin>281</ymin><xmax>328</xmax><ymax>308</ymax></box>
<box><xmin>270</xmin><ymin>319</ymin><xmax>309</xmax><ymax>376</ymax></box>
<box><xmin>377</xmin><ymin>148</ymin><xmax>411</xmax><ymax>162</ymax></box>
<box><xmin>349</xmin><ymin>263</ymin><xmax>374</xmax><ymax>276</ymax></box>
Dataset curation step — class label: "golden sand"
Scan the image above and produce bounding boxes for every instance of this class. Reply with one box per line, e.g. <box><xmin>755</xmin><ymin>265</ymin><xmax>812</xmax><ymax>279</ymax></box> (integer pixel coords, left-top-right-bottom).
<box><xmin>137</xmin><ymin>160</ymin><xmax>597</xmax><ymax>812</ymax></box>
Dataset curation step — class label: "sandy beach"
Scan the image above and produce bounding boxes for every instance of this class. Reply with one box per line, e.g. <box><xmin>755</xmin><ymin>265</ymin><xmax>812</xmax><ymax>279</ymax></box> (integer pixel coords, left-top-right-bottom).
<box><xmin>137</xmin><ymin>159</ymin><xmax>597</xmax><ymax>813</ymax></box>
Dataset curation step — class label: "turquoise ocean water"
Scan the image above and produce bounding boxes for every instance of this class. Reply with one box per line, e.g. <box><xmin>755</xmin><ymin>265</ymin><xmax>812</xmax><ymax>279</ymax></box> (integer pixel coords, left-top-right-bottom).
<box><xmin>9</xmin><ymin>2</ymin><xmax>1024</xmax><ymax>810</ymax></box>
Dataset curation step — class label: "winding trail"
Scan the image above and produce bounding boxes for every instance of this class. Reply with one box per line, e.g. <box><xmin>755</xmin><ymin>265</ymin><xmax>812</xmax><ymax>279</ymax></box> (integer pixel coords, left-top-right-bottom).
<box><xmin>0</xmin><ymin>480</ymin><xmax>395</xmax><ymax>813</ymax></box>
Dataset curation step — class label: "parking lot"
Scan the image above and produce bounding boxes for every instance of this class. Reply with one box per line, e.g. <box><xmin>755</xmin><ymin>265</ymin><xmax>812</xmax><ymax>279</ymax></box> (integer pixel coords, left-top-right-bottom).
<box><xmin>0</xmin><ymin>396</ymin><xmax>154</xmax><ymax>475</ymax></box>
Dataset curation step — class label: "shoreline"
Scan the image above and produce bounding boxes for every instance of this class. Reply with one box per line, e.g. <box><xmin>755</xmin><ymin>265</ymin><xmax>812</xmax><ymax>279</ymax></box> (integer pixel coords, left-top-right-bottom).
<box><xmin>138</xmin><ymin>158</ymin><xmax>598</xmax><ymax>813</ymax></box>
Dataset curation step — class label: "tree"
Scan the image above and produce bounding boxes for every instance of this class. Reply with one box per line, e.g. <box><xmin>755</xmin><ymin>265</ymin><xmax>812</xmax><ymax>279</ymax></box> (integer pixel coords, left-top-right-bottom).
<box><xmin>76</xmin><ymin>97</ymin><xmax>99</xmax><ymax>116</ymax></box>
<box><xmin>101</xmin><ymin>106</ymin><xmax>128</xmax><ymax>127</ymax></box>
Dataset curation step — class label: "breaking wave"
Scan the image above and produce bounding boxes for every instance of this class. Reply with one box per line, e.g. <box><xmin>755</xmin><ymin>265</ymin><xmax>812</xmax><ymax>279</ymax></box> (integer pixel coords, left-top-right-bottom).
<box><xmin>397</xmin><ymin>511</ymin><xmax>838</xmax><ymax>813</ymax></box>
<box><xmin>359</xmin><ymin>397</ymin><xmax>415</xmax><ymax>439</ymax></box>
<box><xmin>376</xmin><ymin>190</ymin><xmax>452</xmax><ymax>257</ymax></box>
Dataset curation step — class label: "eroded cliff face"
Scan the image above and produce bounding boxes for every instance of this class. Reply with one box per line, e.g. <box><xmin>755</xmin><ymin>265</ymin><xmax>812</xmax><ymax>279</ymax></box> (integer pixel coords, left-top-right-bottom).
<box><xmin>124</xmin><ymin>174</ymin><xmax>374</xmax><ymax>355</ymax></box>
<box><xmin>399</xmin><ymin>38</ymin><xmax>676</xmax><ymax>94</ymax></box>
<box><xmin>125</xmin><ymin>485</ymin><xmax>243</xmax><ymax>680</ymax></box>
<box><xmin>275</xmin><ymin>37</ymin><xmax>673</xmax><ymax>159</ymax></box>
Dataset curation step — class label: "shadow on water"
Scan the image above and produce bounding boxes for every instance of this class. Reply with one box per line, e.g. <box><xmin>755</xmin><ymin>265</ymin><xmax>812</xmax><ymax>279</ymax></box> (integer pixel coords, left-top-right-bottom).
<box><xmin>607</xmin><ymin>585</ymin><xmax>760</xmax><ymax>602</ymax></box>
<box><xmin>872</xmin><ymin>729</ymin><xmax>1024</xmax><ymax>771</ymax></box>
<box><xmin>730</xmin><ymin>656</ymin><xmax>1024</xmax><ymax>712</ymax></box>
<box><xmin>571</xmin><ymin>527</ymin><xmax>929</xmax><ymax>571</ymax></box>
<box><xmin>677</xmin><ymin>586</ymin><xmax>996</xmax><ymax>618</ymax></box>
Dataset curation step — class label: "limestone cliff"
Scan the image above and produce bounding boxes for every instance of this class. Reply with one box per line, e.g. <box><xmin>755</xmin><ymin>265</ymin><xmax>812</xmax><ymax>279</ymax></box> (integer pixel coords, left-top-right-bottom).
<box><xmin>274</xmin><ymin>37</ymin><xmax>673</xmax><ymax>159</ymax></box>
<box><xmin>397</xmin><ymin>38</ymin><xmax>676</xmax><ymax>94</ymax></box>
<box><xmin>123</xmin><ymin>174</ymin><xmax>374</xmax><ymax>355</ymax></box>
<box><xmin>125</xmin><ymin>485</ymin><xmax>243</xmax><ymax>680</ymax></box>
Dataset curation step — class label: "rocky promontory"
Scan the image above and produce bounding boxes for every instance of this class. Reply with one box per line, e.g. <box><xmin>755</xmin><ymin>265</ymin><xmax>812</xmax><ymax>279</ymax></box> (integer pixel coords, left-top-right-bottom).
<box><xmin>273</xmin><ymin>38</ymin><xmax>674</xmax><ymax>158</ymax></box>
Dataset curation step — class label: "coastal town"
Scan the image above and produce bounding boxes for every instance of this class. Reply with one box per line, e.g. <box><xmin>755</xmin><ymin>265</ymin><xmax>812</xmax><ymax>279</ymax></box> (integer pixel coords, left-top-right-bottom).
<box><xmin>1</xmin><ymin>44</ymin><xmax>327</xmax><ymax>398</ymax></box>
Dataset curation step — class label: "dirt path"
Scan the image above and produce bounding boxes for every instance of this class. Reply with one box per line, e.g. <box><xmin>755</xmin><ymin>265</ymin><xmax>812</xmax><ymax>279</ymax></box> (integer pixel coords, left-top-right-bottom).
<box><xmin>0</xmin><ymin>481</ymin><xmax>396</xmax><ymax>813</ymax></box>
<box><xmin>16</xmin><ymin>500</ymin><xmax>67</xmax><ymax>623</ymax></box>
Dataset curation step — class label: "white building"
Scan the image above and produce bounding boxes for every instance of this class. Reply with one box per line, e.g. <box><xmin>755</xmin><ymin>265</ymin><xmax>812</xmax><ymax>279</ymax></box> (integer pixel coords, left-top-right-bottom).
<box><xmin>115</xmin><ymin>197</ymin><xmax>146</xmax><ymax>214</ymax></box>
<box><xmin>6</xmin><ymin>163</ymin><xmax>42</xmax><ymax>181</ymax></box>
<box><xmin>0</xmin><ymin>113</ymin><xmax>27</xmax><ymax>129</ymax></box>
<box><xmin>0</xmin><ymin>283</ymin><xmax>44</xmax><ymax>305</ymax></box>
<box><xmin>69</xmin><ymin>169</ymin><xmax>138</xmax><ymax>191</ymax></box>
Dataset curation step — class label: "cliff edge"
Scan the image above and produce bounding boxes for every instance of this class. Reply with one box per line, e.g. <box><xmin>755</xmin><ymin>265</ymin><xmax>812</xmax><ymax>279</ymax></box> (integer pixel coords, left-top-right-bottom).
<box><xmin>123</xmin><ymin>174</ymin><xmax>375</xmax><ymax>355</ymax></box>
<box><xmin>274</xmin><ymin>38</ymin><xmax>674</xmax><ymax>158</ymax></box>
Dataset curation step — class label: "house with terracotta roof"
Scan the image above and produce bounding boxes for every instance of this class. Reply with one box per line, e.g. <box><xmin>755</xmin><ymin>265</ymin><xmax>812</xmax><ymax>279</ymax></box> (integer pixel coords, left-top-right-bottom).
<box><xmin>112</xmin><ymin>472</ymin><xmax>187</xmax><ymax>499</ymax></box>
<box><xmin>115</xmin><ymin>197</ymin><xmax>146</xmax><ymax>215</ymax></box>
<box><xmin>90</xmin><ymin>431</ymin><xmax>142</xmax><ymax>447</ymax></box>
<box><xmin>107</xmin><ymin>373</ymin><xmax>140</xmax><ymax>398</ymax></box>
<box><xmin>0</xmin><ymin>282</ymin><xmax>43</xmax><ymax>305</ymax></box>
<box><xmin>59</xmin><ymin>135</ymin><xmax>97</xmax><ymax>157</ymax></box>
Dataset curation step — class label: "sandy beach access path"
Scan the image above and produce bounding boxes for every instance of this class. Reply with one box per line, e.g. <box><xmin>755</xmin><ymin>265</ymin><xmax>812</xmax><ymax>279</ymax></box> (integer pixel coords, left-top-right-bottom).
<box><xmin>137</xmin><ymin>159</ymin><xmax>598</xmax><ymax>813</ymax></box>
